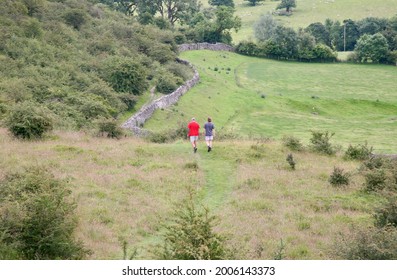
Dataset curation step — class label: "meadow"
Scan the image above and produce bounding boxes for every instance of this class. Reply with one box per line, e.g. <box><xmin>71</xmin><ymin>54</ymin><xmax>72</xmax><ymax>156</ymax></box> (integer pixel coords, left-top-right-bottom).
<box><xmin>229</xmin><ymin>0</ymin><xmax>397</xmax><ymax>43</ymax></box>
<box><xmin>0</xmin><ymin>128</ymin><xmax>384</xmax><ymax>259</ymax></box>
<box><xmin>145</xmin><ymin>50</ymin><xmax>397</xmax><ymax>154</ymax></box>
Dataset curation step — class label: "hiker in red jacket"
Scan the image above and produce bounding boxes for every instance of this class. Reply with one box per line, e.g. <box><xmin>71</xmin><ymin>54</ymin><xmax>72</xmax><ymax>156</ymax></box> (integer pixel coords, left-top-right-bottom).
<box><xmin>187</xmin><ymin>117</ymin><xmax>200</xmax><ymax>153</ymax></box>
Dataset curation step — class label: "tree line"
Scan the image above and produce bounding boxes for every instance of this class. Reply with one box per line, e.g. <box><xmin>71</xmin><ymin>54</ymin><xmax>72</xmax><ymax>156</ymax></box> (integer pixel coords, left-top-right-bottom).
<box><xmin>236</xmin><ymin>14</ymin><xmax>397</xmax><ymax>64</ymax></box>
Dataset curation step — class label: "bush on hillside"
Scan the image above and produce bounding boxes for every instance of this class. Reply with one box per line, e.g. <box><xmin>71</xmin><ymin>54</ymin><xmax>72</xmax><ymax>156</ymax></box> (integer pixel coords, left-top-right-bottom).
<box><xmin>63</xmin><ymin>9</ymin><xmax>87</xmax><ymax>30</ymax></box>
<box><xmin>344</xmin><ymin>142</ymin><xmax>373</xmax><ymax>161</ymax></box>
<box><xmin>0</xmin><ymin>166</ymin><xmax>89</xmax><ymax>259</ymax></box>
<box><xmin>96</xmin><ymin>118</ymin><xmax>124</xmax><ymax>139</ymax></box>
<box><xmin>5</xmin><ymin>101</ymin><xmax>54</xmax><ymax>139</ymax></box>
<box><xmin>102</xmin><ymin>57</ymin><xmax>149</xmax><ymax>95</ymax></box>
<box><xmin>374</xmin><ymin>197</ymin><xmax>397</xmax><ymax>228</ymax></box>
<box><xmin>286</xmin><ymin>153</ymin><xmax>296</xmax><ymax>170</ymax></box>
<box><xmin>309</xmin><ymin>130</ymin><xmax>336</xmax><ymax>155</ymax></box>
<box><xmin>282</xmin><ymin>135</ymin><xmax>304</xmax><ymax>151</ymax></box>
<box><xmin>329</xmin><ymin>167</ymin><xmax>350</xmax><ymax>187</ymax></box>
<box><xmin>364</xmin><ymin>169</ymin><xmax>387</xmax><ymax>192</ymax></box>
<box><xmin>361</xmin><ymin>158</ymin><xmax>397</xmax><ymax>193</ymax></box>
<box><xmin>334</xmin><ymin>226</ymin><xmax>397</xmax><ymax>260</ymax></box>
<box><xmin>156</xmin><ymin>71</ymin><xmax>183</xmax><ymax>94</ymax></box>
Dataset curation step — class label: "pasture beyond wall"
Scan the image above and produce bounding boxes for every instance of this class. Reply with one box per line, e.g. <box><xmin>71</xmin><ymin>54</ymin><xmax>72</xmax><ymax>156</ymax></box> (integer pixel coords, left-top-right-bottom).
<box><xmin>122</xmin><ymin>43</ymin><xmax>234</xmax><ymax>136</ymax></box>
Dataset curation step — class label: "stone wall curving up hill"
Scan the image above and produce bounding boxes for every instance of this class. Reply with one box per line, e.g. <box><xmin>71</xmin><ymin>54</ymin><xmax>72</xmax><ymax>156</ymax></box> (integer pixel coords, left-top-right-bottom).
<box><xmin>122</xmin><ymin>43</ymin><xmax>234</xmax><ymax>136</ymax></box>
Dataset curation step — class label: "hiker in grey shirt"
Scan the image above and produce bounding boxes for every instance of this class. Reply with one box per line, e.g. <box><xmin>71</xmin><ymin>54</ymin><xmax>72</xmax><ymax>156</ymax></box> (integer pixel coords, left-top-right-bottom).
<box><xmin>204</xmin><ymin>117</ymin><xmax>215</xmax><ymax>152</ymax></box>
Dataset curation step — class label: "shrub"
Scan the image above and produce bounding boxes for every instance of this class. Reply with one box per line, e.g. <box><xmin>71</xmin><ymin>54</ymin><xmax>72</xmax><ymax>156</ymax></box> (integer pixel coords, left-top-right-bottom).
<box><xmin>160</xmin><ymin>195</ymin><xmax>228</xmax><ymax>260</ymax></box>
<box><xmin>63</xmin><ymin>9</ymin><xmax>87</xmax><ymax>30</ymax></box>
<box><xmin>156</xmin><ymin>72</ymin><xmax>182</xmax><ymax>94</ymax></box>
<box><xmin>5</xmin><ymin>101</ymin><xmax>53</xmax><ymax>139</ymax></box>
<box><xmin>374</xmin><ymin>197</ymin><xmax>397</xmax><ymax>228</ymax></box>
<box><xmin>309</xmin><ymin>130</ymin><xmax>336</xmax><ymax>155</ymax></box>
<box><xmin>286</xmin><ymin>153</ymin><xmax>296</xmax><ymax>170</ymax></box>
<box><xmin>364</xmin><ymin>169</ymin><xmax>387</xmax><ymax>192</ymax></box>
<box><xmin>282</xmin><ymin>135</ymin><xmax>303</xmax><ymax>151</ymax></box>
<box><xmin>334</xmin><ymin>226</ymin><xmax>397</xmax><ymax>259</ymax></box>
<box><xmin>96</xmin><ymin>118</ymin><xmax>124</xmax><ymax>139</ymax></box>
<box><xmin>0</xmin><ymin>166</ymin><xmax>89</xmax><ymax>259</ymax></box>
<box><xmin>329</xmin><ymin>167</ymin><xmax>350</xmax><ymax>187</ymax></box>
<box><xmin>102</xmin><ymin>57</ymin><xmax>148</xmax><ymax>95</ymax></box>
<box><xmin>344</xmin><ymin>142</ymin><xmax>373</xmax><ymax>160</ymax></box>
<box><xmin>362</xmin><ymin>157</ymin><xmax>384</xmax><ymax>170</ymax></box>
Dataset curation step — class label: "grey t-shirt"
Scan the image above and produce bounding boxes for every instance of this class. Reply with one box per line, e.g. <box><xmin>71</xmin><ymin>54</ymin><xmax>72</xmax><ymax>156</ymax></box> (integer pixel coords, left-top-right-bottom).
<box><xmin>204</xmin><ymin>122</ymin><xmax>215</xmax><ymax>136</ymax></box>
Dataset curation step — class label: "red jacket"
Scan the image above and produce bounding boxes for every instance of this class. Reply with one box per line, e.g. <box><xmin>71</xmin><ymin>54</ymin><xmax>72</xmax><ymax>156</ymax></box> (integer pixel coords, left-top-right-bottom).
<box><xmin>188</xmin><ymin>121</ymin><xmax>200</xmax><ymax>136</ymax></box>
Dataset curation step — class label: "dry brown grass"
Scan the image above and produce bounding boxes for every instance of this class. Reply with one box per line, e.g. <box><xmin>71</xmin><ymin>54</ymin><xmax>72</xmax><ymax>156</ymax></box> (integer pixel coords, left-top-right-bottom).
<box><xmin>0</xmin><ymin>128</ymin><xmax>203</xmax><ymax>259</ymax></box>
<box><xmin>0</xmin><ymin>129</ymin><xmax>383</xmax><ymax>259</ymax></box>
<box><xmin>216</xmin><ymin>141</ymin><xmax>379</xmax><ymax>259</ymax></box>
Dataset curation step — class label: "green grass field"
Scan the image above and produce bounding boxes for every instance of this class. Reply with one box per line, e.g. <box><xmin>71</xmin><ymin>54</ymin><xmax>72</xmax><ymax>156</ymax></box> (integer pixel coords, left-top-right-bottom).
<box><xmin>145</xmin><ymin>50</ymin><xmax>397</xmax><ymax>154</ymax></box>
<box><xmin>227</xmin><ymin>0</ymin><xmax>397</xmax><ymax>43</ymax></box>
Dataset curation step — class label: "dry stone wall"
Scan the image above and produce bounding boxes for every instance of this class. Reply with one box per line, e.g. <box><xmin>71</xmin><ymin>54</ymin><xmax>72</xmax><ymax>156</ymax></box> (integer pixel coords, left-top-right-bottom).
<box><xmin>122</xmin><ymin>43</ymin><xmax>234</xmax><ymax>136</ymax></box>
<box><xmin>178</xmin><ymin>42</ymin><xmax>234</xmax><ymax>52</ymax></box>
<box><xmin>122</xmin><ymin>59</ymin><xmax>199</xmax><ymax>136</ymax></box>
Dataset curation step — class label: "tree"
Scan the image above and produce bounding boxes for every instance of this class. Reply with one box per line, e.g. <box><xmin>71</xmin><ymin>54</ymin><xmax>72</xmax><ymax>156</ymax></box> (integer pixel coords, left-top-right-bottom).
<box><xmin>297</xmin><ymin>30</ymin><xmax>316</xmax><ymax>61</ymax></box>
<box><xmin>305</xmin><ymin>22</ymin><xmax>329</xmax><ymax>46</ymax></box>
<box><xmin>254</xmin><ymin>13</ymin><xmax>278</xmax><ymax>42</ymax></box>
<box><xmin>213</xmin><ymin>5</ymin><xmax>242</xmax><ymax>43</ymax></box>
<box><xmin>337</xmin><ymin>19</ymin><xmax>360</xmax><ymax>51</ymax></box>
<box><xmin>271</xmin><ymin>25</ymin><xmax>298</xmax><ymax>58</ymax></box>
<box><xmin>160</xmin><ymin>194</ymin><xmax>228</xmax><ymax>260</ymax></box>
<box><xmin>244</xmin><ymin>0</ymin><xmax>265</xmax><ymax>6</ymax></box>
<box><xmin>358</xmin><ymin>17</ymin><xmax>388</xmax><ymax>36</ymax></box>
<box><xmin>277</xmin><ymin>0</ymin><xmax>296</xmax><ymax>13</ymax></box>
<box><xmin>208</xmin><ymin>0</ymin><xmax>234</xmax><ymax>7</ymax></box>
<box><xmin>154</xmin><ymin>0</ymin><xmax>201</xmax><ymax>26</ymax></box>
<box><xmin>193</xmin><ymin>5</ymin><xmax>241</xmax><ymax>44</ymax></box>
<box><xmin>354</xmin><ymin>33</ymin><xmax>389</xmax><ymax>63</ymax></box>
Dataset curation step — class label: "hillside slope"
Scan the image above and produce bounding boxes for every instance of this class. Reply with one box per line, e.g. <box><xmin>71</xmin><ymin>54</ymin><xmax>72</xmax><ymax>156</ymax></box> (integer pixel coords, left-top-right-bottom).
<box><xmin>145</xmin><ymin>50</ymin><xmax>397</xmax><ymax>153</ymax></box>
<box><xmin>231</xmin><ymin>0</ymin><xmax>397</xmax><ymax>42</ymax></box>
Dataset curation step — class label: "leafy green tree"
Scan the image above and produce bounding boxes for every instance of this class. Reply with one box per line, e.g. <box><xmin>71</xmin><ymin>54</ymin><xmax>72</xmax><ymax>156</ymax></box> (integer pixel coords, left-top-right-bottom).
<box><xmin>271</xmin><ymin>25</ymin><xmax>298</xmax><ymax>58</ymax></box>
<box><xmin>154</xmin><ymin>0</ymin><xmax>201</xmax><ymax>26</ymax></box>
<box><xmin>354</xmin><ymin>33</ymin><xmax>389</xmax><ymax>63</ymax></box>
<box><xmin>277</xmin><ymin>0</ymin><xmax>296</xmax><ymax>13</ymax></box>
<box><xmin>297</xmin><ymin>30</ymin><xmax>316</xmax><ymax>61</ymax></box>
<box><xmin>208</xmin><ymin>0</ymin><xmax>234</xmax><ymax>7</ymax></box>
<box><xmin>389</xmin><ymin>15</ymin><xmax>397</xmax><ymax>32</ymax></box>
<box><xmin>381</xmin><ymin>28</ymin><xmax>397</xmax><ymax>51</ymax></box>
<box><xmin>305</xmin><ymin>22</ymin><xmax>330</xmax><ymax>46</ymax></box>
<box><xmin>244</xmin><ymin>0</ymin><xmax>265</xmax><ymax>6</ymax></box>
<box><xmin>254</xmin><ymin>13</ymin><xmax>278</xmax><ymax>42</ymax></box>
<box><xmin>338</xmin><ymin>19</ymin><xmax>360</xmax><ymax>51</ymax></box>
<box><xmin>358</xmin><ymin>17</ymin><xmax>388</xmax><ymax>36</ymax></box>
<box><xmin>192</xmin><ymin>5</ymin><xmax>241</xmax><ymax>44</ymax></box>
